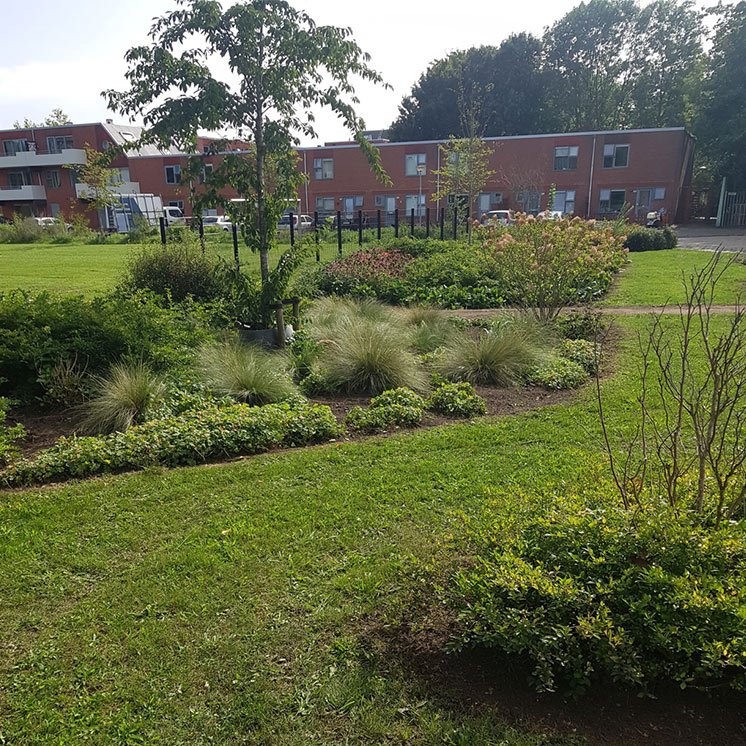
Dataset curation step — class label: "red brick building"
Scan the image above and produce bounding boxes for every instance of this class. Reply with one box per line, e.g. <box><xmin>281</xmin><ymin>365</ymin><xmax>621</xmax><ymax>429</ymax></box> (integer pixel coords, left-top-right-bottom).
<box><xmin>0</xmin><ymin>121</ymin><xmax>695</xmax><ymax>227</ymax></box>
<box><xmin>298</xmin><ymin>127</ymin><xmax>695</xmax><ymax>224</ymax></box>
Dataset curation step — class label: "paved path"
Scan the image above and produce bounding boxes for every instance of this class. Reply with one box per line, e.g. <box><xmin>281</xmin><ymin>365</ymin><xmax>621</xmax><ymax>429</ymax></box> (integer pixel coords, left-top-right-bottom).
<box><xmin>675</xmin><ymin>227</ymin><xmax>746</xmax><ymax>253</ymax></box>
<box><xmin>449</xmin><ymin>305</ymin><xmax>741</xmax><ymax>320</ymax></box>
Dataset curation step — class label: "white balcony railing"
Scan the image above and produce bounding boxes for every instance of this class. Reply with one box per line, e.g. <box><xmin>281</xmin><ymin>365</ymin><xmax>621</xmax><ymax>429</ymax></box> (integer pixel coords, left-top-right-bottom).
<box><xmin>0</xmin><ymin>148</ymin><xmax>87</xmax><ymax>168</ymax></box>
<box><xmin>0</xmin><ymin>184</ymin><xmax>47</xmax><ymax>201</ymax></box>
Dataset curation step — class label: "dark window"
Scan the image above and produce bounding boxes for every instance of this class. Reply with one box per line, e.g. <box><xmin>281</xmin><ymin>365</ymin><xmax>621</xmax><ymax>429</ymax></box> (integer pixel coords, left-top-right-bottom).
<box><xmin>603</xmin><ymin>144</ymin><xmax>629</xmax><ymax>168</ymax></box>
<box><xmin>554</xmin><ymin>146</ymin><xmax>579</xmax><ymax>171</ymax></box>
<box><xmin>165</xmin><ymin>165</ymin><xmax>181</xmax><ymax>184</ymax></box>
<box><xmin>600</xmin><ymin>189</ymin><xmax>626</xmax><ymax>213</ymax></box>
<box><xmin>46</xmin><ymin>170</ymin><xmax>61</xmax><ymax>189</ymax></box>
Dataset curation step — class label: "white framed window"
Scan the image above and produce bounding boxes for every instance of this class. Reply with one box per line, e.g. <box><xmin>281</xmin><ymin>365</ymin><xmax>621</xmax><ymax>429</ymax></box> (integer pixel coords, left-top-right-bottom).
<box><xmin>603</xmin><ymin>144</ymin><xmax>629</xmax><ymax>168</ymax></box>
<box><xmin>315</xmin><ymin>197</ymin><xmax>335</xmax><ymax>212</ymax></box>
<box><xmin>554</xmin><ymin>146</ymin><xmax>579</xmax><ymax>171</ymax></box>
<box><xmin>199</xmin><ymin>163</ymin><xmax>214</xmax><ymax>184</ymax></box>
<box><xmin>46</xmin><ymin>135</ymin><xmax>74</xmax><ymax>153</ymax></box>
<box><xmin>3</xmin><ymin>139</ymin><xmax>29</xmax><ymax>156</ymax></box>
<box><xmin>600</xmin><ymin>189</ymin><xmax>626</xmax><ymax>213</ymax></box>
<box><xmin>553</xmin><ymin>190</ymin><xmax>576</xmax><ymax>215</ymax></box>
<box><xmin>516</xmin><ymin>190</ymin><xmax>541</xmax><ymax>214</ymax></box>
<box><xmin>313</xmin><ymin>158</ymin><xmax>334</xmax><ymax>180</ymax></box>
<box><xmin>46</xmin><ymin>170</ymin><xmax>61</xmax><ymax>189</ymax></box>
<box><xmin>405</xmin><ymin>153</ymin><xmax>427</xmax><ymax>176</ymax></box>
<box><xmin>165</xmin><ymin>165</ymin><xmax>181</xmax><ymax>184</ymax></box>
<box><xmin>654</xmin><ymin>187</ymin><xmax>666</xmax><ymax>200</ymax></box>
<box><xmin>341</xmin><ymin>196</ymin><xmax>363</xmax><ymax>215</ymax></box>
<box><xmin>405</xmin><ymin>194</ymin><xmax>426</xmax><ymax>216</ymax></box>
<box><xmin>168</xmin><ymin>200</ymin><xmax>184</xmax><ymax>210</ymax></box>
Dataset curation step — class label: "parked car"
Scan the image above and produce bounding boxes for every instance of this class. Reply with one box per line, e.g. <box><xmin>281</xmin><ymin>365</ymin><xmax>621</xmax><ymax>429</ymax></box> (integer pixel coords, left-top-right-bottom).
<box><xmin>278</xmin><ymin>213</ymin><xmax>314</xmax><ymax>230</ymax></box>
<box><xmin>34</xmin><ymin>216</ymin><xmax>72</xmax><ymax>231</ymax></box>
<box><xmin>201</xmin><ymin>215</ymin><xmax>233</xmax><ymax>231</ymax></box>
<box><xmin>481</xmin><ymin>210</ymin><xmax>515</xmax><ymax>226</ymax></box>
<box><xmin>163</xmin><ymin>205</ymin><xmax>186</xmax><ymax>226</ymax></box>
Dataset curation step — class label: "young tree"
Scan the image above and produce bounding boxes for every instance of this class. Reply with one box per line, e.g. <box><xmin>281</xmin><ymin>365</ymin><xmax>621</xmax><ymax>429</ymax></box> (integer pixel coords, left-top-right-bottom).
<box><xmin>72</xmin><ymin>145</ymin><xmax>121</xmax><ymax>234</ymax></box>
<box><xmin>105</xmin><ymin>0</ymin><xmax>389</xmax><ymax>313</ymax></box>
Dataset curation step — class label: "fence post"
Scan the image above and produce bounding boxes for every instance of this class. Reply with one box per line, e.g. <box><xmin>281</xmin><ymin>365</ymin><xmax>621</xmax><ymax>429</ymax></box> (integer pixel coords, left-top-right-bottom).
<box><xmin>288</xmin><ymin>210</ymin><xmax>295</xmax><ymax>247</ymax></box>
<box><xmin>357</xmin><ymin>209</ymin><xmax>363</xmax><ymax>246</ymax></box>
<box><xmin>336</xmin><ymin>210</ymin><xmax>343</xmax><ymax>256</ymax></box>
<box><xmin>425</xmin><ymin>207</ymin><xmax>431</xmax><ymax>238</ymax></box>
<box><xmin>198</xmin><ymin>217</ymin><xmax>205</xmax><ymax>254</ymax></box>
<box><xmin>314</xmin><ymin>211</ymin><xmax>320</xmax><ymax>262</ymax></box>
<box><xmin>273</xmin><ymin>303</ymin><xmax>286</xmax><ymax>347</ymax></box>
<box><xmin>410</xmin><ymin>208</ymin><xmax>415</xmax><ymax>237</ymax></box>
<box><xmin>159</xmin><ymin>216</ymin><xmax>167</xmax><ymax>245</ymax></box>
<box><xmin>377</xmin><ymin>209</ymin><xmax>381</xmax><ymax>241</ymax></box>
<box><xmin>452</xmin><ymin>205</ymin><xmax>458</xmax><ymax>240</ymax></box>
<box><xmin>439</xmin><ymin>207</ymin><xmax>445</xmax><ymax>240</ymax></box>
<box><xmin>290</xmin><ymin>297</ymin><xmax>301</xmax><ymax>329</ymax></box>
<box><xmin>232</xmin><ymin>224</ymin><xmax>239</xmax><ymax>271</ymax></box>
<box><xmin>394</xmin><ymin>208</ymin><xmax>399</xmax><ymax>238</ymax></box>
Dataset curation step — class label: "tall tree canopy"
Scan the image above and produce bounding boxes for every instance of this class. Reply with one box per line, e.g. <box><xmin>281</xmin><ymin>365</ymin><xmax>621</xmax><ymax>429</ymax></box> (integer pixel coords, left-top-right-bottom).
<box><xmin>388</xmin><ymin>34</ymin><xmax>547</xmax><ymax>141</ymax></box>
<box><xmin>13</xmin><ymin>109</ymin><xmax>72</xmax><ymax>129</ymax></box>
<box><xmin>696</xmin><ymin>1</ymin><xmax>746</xmax><ymax>188</ymax></box>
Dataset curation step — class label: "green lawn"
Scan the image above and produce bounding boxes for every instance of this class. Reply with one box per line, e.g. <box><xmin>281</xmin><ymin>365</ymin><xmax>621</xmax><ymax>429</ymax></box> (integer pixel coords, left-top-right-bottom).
<box><xmin>0</xmin><ymin>315</ymin><xmax>684</xmax><ymax>745</ymax></box>
<box><xmin>604</xmin><ymin>249</ymin><xmax>746</xmax><ymax>306</ymax></box>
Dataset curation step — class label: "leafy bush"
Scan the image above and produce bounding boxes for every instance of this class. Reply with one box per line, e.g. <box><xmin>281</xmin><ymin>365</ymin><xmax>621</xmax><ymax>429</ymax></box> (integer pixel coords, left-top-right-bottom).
<box><xmin>526</xmin><ymin>357</ymin><xmax>589</xmax><ymax>390</ymax></box>
<box><xmin>558</xmin><ymin>339</ymin><xmax>600</xmax><ymax>375</ymax></box>
<box><xmin>0</xmin><ymin>215</ymin><xmax>48</xmax><ymax>243</ymax></box>
<box><xmin>405</xmin><ymin>283</ymin><xmax>505</xmax><ymax>310</ymax></box>
<box><xmin>426</xmin><ymin>382</ymin><xmax>486</xmax><ymax>418</ymax></box>
<box><xmin>2</xmin><ymin>400</ymin><xmax>341</xmax><ymax>487</ymax></box>
<box><xmin>198</xmin><ymin>340</ymin><xmax>297</xmax><ymax>404</ymax></box>
<box><xmin>624</xmin><ymin>226</ymin><xmax>677</xmax><ymax>251</ymax></box>
<box><xmin>447</xmin><ymin>499</ymin><xmax>746</xmax><ymax>694</ymax></box>
<box><xmin>124</xmin><ymin>243</ymin><xmax>220</xmax><ymax>301</ymax></box>
<box><xmin>0</xmin><ymin>291</ymin><xmax>213</xmax><ymax>403</ymax></box>
<box><xmin>436</xmin><ymin>317</ymin><xmax>549</xmax><ymax>386</ymax></box>
<box><xmin>78</xmin><ymin>361</ymin><xmax>167</xmax><ymax>434</ymax></box>
<box><xmin>345</xmin><ymin>387</ymin><xmax>425</xmax><ymax>433</ymax></box>
<box><xmin>0</xmin><ymin>396</ymin><xmax>25</xmax><ymax>467</ymax></box>
<box><xmin>307</xmin><ymin>301</ymin><xmax>428</xmax><ymax>395</ymax></box>
<box><xmin>555</xmin><ymin>309</ymin><xmax>604</xmax><ymax>341</ymax></box>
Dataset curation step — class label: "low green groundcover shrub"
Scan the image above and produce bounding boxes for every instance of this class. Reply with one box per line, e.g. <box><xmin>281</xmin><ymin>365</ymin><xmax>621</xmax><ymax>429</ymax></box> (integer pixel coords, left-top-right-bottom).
<box><xmin>624</xmin><ymin>226</ymin><xmax>677</xmax><ymax>252</ymax></box>
<box><xmin>558</xmin><ymin>339</ymin><xmax>600</xmax><ymax>375</ymax></box>
<box><xmin>0</xmin><ymin>396</ymin><xmax>25</xmax><ymax>467</ymax></box>
<box><xmin>526</xmin><ymin>357</ymin><xmax>589</xmax><ymax>390</ymax></box>
<box><xmin>426</xmin><ymin>382</ymin><xmax>486</xmax><ymax>418</ymax></box>
<box><xmin>345</xmin><ymin>387</ymin><xmax>425</xmax><ymax>433</ymax></box>
<box><xmin>1</xmin><ymin>400</ymin><xmax>340</xmax><ymax>487</ymax></box>
<box><xmin>446</xmin><ymin>499</ymin><xmax>746</xmax><ymax>695</ymax></box>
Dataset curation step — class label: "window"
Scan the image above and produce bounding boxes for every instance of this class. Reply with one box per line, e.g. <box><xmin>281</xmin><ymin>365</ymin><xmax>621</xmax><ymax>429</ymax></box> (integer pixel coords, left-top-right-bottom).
<box><xmin>654</xmin><ymin>187</ymin><xmax>666</xmax><ymax>200</ymax></box>
<box><xmin>46</xmin><ymin>135</ymin><xmax>74</xmax><ymax>154</ymax></box>
<box><xmin>46</xmin><ymin>170</ymin><xmax>61</xmax><ymax>189</ymax></box>
<box><xmin>600</xmin><ymin>189</ymin><xmax>626</xmax><ymax>213</ymax></box>
<box><xmin>315</xmin><ymin>196</ymin><xmax>335</xmax><ymax>212</ymax></box>
<box><xmin>553</xmin><ymin>190</ymin><xmax>576</xmax><ymax>215</ymax></box>
<box><xmin>165</xmin><ymin>165</ymin><xmax>181</xmax><ymax>184</ymax></box>
<box><xmin>603</xmin><ymin>144</ymin><xmax>629</xmax><ymax>168</ymax></box>
<box><xmin>168</xmin><ymin>200</ymin><xmax>184</xmax><ymax>210</ymax></box>
<box><xmin>69</xmin><ymin>169</ymin><xmax>80</xmax><ymax>187</ymax></box>
<box><xmin>375</xmin><ymin>195</ymin><xmax>397</xmax><ymax>212</ymax></box>
<box><xmin>405</xmin><ymin>153</ymin><xmax>427</xmax><ymax>176</ymax></box>
<box><xmin>199</xmin><ymin>163</ymin><xmax>214</xmax><ymax>184</ymax></box>
<box><xmin>554</xmin><ymin>146</ymin><xmax>579</xmax><ymax>171</ymax></box>
<box><xmin>115</xmin><ymin>167</ymin><xmax>130</xmax><ymax>184</ymax></box>
<box><xmin>405</xmin><ymin>194</ymin><xmax>426</xmax><ymax>217</ymax></box>
<box><xmin>7</xmin><ymin>171</ymin><xmax>29</xmax><ymax>188</ymax></box>
<box><xmin>516</xmin><ymin>190</ymin><xmax>541</xmax><ymax>214</ymax></box>
<box><xmin>341</xmin><ymin>196</ymin><xmax>363</xmax><ymax>214</ymax></box>
<box><xmin>3</xmin><ymin>139</ymin><xmax>29</xmax><ymax>156</ymax></box>
<box><xmin>313</xmin><ymin>158</ymin><xmax>333</xmax><ymax>180</ymax></box>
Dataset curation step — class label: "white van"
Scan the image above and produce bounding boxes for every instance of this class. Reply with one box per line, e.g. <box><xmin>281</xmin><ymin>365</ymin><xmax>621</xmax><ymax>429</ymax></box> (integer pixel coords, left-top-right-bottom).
<box><xmin>163</xmin><ymin>205</ymin><xmax>186</xmax><ymax>226</ymax></box>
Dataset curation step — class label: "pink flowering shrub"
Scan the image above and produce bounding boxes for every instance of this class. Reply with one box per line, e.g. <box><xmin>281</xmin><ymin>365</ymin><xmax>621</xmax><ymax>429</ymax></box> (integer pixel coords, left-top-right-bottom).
<box><xmin>318</xmin><ymin>247</ymin><xmax>413</xmax><ymax>302</ymax></box>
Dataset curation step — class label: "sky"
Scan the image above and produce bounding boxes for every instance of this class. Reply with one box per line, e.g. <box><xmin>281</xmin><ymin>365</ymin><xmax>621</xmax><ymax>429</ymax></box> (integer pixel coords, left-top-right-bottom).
<box><xmin>0</xmin><ymin>0</ymin><xmax>723</xmax><ymax>145</ymax></box>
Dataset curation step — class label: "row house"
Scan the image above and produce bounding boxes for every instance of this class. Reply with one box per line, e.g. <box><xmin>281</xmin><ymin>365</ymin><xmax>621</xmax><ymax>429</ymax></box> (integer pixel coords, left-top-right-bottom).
<box><xmin>0</xmin><ymin>122</ymin><xmax>695</xmax><ymax>227</ymax></box>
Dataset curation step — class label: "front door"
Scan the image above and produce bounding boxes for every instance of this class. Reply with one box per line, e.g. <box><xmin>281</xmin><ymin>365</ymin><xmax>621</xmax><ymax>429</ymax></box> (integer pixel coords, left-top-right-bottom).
<box><xmin>478</xmin><ymin>192</ymin><xmax>491</xmax><ymax>219</ymax></box>
<box><xmin>635</xmin><ymin>188</ymin><xmax>653</xmax><ymax>218</ymax></box>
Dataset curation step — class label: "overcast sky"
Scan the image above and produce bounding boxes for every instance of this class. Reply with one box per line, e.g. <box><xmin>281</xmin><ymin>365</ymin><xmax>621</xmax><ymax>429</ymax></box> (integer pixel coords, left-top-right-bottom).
<box><xmin>0</xmin><ymin>0</ymin><xmax>723</xmax><ymax>144</ymax></box>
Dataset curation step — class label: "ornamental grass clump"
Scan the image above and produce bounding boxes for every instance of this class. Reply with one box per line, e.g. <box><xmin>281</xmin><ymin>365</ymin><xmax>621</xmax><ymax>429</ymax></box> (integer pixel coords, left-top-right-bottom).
<box><xmin>198</xmin><ymin>341</ymin><xmax>297</xmax><ymax>405</ymax></box>
<box><xmin>78</xmin><ymin>360</ymin><xmax>166</xmax><ymax>434</ymax></box>
<box><xmin>399</xmin><ymin>307</ymin><xmax>458</xmax><ymax>354</ymax></box>
<box><xmin>436</xmin><ymin>316</ymin><xmax>550</xmax><ymax>386</ymax></box>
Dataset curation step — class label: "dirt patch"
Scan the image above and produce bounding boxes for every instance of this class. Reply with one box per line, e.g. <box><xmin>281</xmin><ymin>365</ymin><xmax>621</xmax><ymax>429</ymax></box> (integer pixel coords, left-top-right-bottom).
<box><xmin>9</xmin><ymin>408</ymin><xmax>77</xmax><ymax>457</ymax></box>
<box><xmin>364</xmin><ymin>611</ymin><xmax>746</xmax><ymax>746</ymax></box>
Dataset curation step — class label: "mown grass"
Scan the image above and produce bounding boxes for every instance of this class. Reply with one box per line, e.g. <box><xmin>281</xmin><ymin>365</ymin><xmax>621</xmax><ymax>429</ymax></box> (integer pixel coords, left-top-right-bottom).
<box><xmin>604</xmin><ymin>249</ymin><xmax>746</xmax><ymax>306</ymax></box>
<box><xmin>0</xmin><ymin>314</ymin><xmax>660</xmax><ymax>744</ymax></box>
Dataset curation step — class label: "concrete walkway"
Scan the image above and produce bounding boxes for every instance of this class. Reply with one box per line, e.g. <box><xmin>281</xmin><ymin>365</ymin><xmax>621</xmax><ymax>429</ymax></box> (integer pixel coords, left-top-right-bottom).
<box><xmin>675</xmin><ymin>226</ymin><xmax>746</xmax><ymax>253</ymax></box>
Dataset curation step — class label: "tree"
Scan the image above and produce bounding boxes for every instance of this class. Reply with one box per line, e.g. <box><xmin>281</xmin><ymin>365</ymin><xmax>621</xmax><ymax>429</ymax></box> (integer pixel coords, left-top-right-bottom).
<box><xmin>389</xmin><ymin>35</ymin><xmax>548</xmax><ymax>141</ymax></box>
<box><xmin>543</xmin><ymin>0</ymin><xmax>639</xmax><ymax>131</ymax></box>
<box><xmin>105</xmin><ymin>0</ymin><xmax>388</xmax><ymax>318</ymax></box>
<box><xmin>630</xmin><ymin>0</ymin><xmax>703</xmax><ymax>128</ymax></box>
<box><xmin>72</xmin><ymin>145</ymin><xmax>122</xmax><ymax>234</ymax></box>
<box><xmin>13</xmin><ymin>109</ymin><xmax>73</xmax><ymax>128</ymax></box>
<box><xmin>696</xmin><ymin>1</ymin><xmax>746</xmax><ymax>188</ymax></box>
<box><xmin>432</xmin><ymin>136</ymin><xmax>495</xmax><ymax>243</ymax></box>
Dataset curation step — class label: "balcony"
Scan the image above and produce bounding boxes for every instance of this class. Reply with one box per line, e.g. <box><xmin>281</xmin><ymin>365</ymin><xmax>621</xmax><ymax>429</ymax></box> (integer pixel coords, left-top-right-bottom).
<box><xmin>0</xmin><ymin>148</ymin><xmax>87</xmax><ymax>168</ymax></box>
<box><xmin>75</xmin><ymin>181</ymin><xmax>141</xmax><ymax>199</ymax></box>
<box><xmin>0</xmin><ymin>185</ymin><xmax>47</xmax><ymax>201</ymax></box>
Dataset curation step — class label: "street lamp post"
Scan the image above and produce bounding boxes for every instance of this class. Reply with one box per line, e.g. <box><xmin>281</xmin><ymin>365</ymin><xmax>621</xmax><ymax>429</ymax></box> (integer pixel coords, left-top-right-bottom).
<box><xmin>416</xmin><ymin>162</ymin><xmax>426</xmax><ymax>228</ymax></box>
